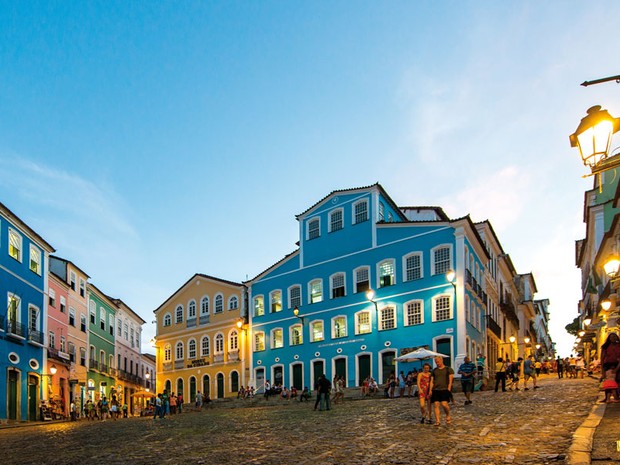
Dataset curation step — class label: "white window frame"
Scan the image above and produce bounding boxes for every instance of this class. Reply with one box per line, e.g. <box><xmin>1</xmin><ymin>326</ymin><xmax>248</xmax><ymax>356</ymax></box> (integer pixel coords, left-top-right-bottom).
<box><xmin>201</xmin><ymin>296</ymin><xmax>210</xmax><ymax>315</ymax></box>
<box><xmin>378</xmin><ymin>202</ymin><xmax>385</xmax><ymax>222</ymax></box>
<box><xmin>254</xmin><ymin>295</ymin><xmax>265</xmax><ymax>317</ymax></box>
<box><xmin>330</xmin><ymin>272</ymin><xmax>346</xmax><ymax>299</ymax></box>
<box><xmin>403</xmin><ymin>252</ymin><xmax>423</xmax><ymax>282</ymax></box>
<box><xmin>214</xmin><ymin>294</ymin><xmax>224</xmax><ymax>313</ymax></box>
<box><xmin>432</xmin><ymin>294</ymin><xmax>453</xmax><ymax>322</ymax></box>
<box><xmin>163</xmin><ymin>313</ymin><xmax>172</xmax><ymax>327</ymax></box>
<box><xmin>69</xmin><ymin>307</ymin><xmax>76</xmax><ymax>327</ymax></box>
<box><xmin>175</xmin><ymin>305</ymin><xmax>184</xmax><ymax>323</ymax></box>
<box><xmin>309</xmin><ymin>279</ymin><xmax>323</xmax><ymax>304</ymax></box>
<box><xmin>29</xmin><ymin>244</ymin><xmax>41</xmax><ymax>274</ymax></box>
<box><xmin>431</xmin><ymin>244</ymin><xmax>453</xmax><ymax>276</ymax></box>
<box><xmin>354</xmin><ymin>266</ymin><xmax>370</xmax><ymax>294</ymax></box>
<box><xmin>270</xmin><ymin>290</ymin><xmax>282</xmax><ymax>313</ymax></box>
<box><xmin>60</xmin><ymin>296</ymin><xmax>66</xmax><ymax>313</ymax></box>
<box><xmin>201</xmin><ymin>336</ymin><xmax>210</xmax><ymax>356</ymax></box>
<box><xmin>48</xmin><ymin>288</ymin><xmax>56</xmax><ymax>308</ymax></box>
<box><xmin>188</xmin><ymin>300</ymin><xmax>196</xmax><ymax>319</ymax></box>
<box><xmin>379</xmin><ymin>306</ymin><xmax>396</xmax><ymax>331</ymax></box>
<box><xmin>70</xmin><ymin>271</ymin><xmax>77</xmax><ymax>291</ymax></box>
<box><xmin>310</xmin><ymin>320</ymin><xmax>324</xmax><ymax>342</ymax></box>
<box><xmin>377</xmin><ymin>259</ymin><xmax>396</xmax><ymax>288</ymax></box>
<box><xmin>79</xmin><ymin>278</ymin><xmax>86</xmax><ymax>298</ymax></box>
<box><xmin>288</xmin><ymin>285</ymin><xmax>301</xmax><ymax>309</ymax></box>
<box><xmin>290</xmin><ymin>324</ymin><xmax>303</xmax><ymax>346</ymax></box>
<box><xmin>355</xmin><ymin>310</ymin><xmax>372</xmax><ymax>335</ymax></box>
<box><xmin>353</xmin><ymin>199</ymin><xmax>369</xmax><ymax>224</ymax></box>
<box><xmin>175</xmin><ymin>341</ymin><xmax>184</xmax><ymax>360</ymax></box>
<box><xmin>329</xmin><ymin>208</ymin><xmax>344</xmax><ymax>233</ymax></box>
<box><xmin>307</xmin><ymin>217</ymin><xmax>321</xmax><ymax>240</ymax></box>
<box><xmin>332</xmin><ymin>315</ymin><xmax>347</xmax><ymax>339</ymax></box>
<box><xmin>229</xmin><ymin>330</ymin><xmax>239</xmax><ymax>351</ymax></box>
<box><xmin>228</xmin><ymin>295</ymin><xmax>239</xmax><ymax>311</ymax></box>
<box><xmin>271</xmin><ymin>328</ymin><xmax>284</xmax><ymax>349</ymax></box>
<box><xmin>164</xmin><ymin>344</ymin><xmax>172</xmax><ymax>362</ymax></box>
<box><xmin>254</xmin><ymin>331</ymin><xmax>265</xmax><ymax>352</ymax></box>
<box><xmin>49</xmin><ymin>331</ymin><xmax>55</xmax><ymax>349</ymax></box>
<box><xmin>8</xmin><ymin>228</ymin><xmax>22</xmax><ymax>262</ymax></box>
<box><xmin>215</xmin><ymin>333</ymin><xmax>224</xmax><ymax>354</ymax></box>
<box><xmin>404</xmin><ymin>300</ymin><xmax>424</xmax><ymax>326</ymax></box>
<box><xmin>188</xmin><ymin>339</ymin><xmax>197</xmax><ymax>359</ymax></box>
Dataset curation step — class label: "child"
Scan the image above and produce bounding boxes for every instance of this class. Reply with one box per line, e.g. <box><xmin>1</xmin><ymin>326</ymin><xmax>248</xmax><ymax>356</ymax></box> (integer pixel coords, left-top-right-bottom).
<box><xmin>601</xmin><ymin>369</ymin><xmax>619</xmax><ymax>403</ymax></box>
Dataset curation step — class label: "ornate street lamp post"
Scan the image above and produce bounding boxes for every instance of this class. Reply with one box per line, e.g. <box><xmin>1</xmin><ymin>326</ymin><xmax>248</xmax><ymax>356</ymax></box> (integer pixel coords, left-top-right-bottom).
<box><xmin>570</xmin><ymin>105</ymin><xmax>620</xmax><ymax>175</ymax></box>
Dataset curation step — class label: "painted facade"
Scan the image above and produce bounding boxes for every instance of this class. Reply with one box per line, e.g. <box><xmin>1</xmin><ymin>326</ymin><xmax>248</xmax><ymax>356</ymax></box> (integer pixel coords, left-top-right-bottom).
<box><xmin>246</xmin><ymin>184</ymin><xmax>492</xmax><ymax>392</ymax></box>
<box><xmin>154</xmin><ymin>274</ymin><xmax>246</xmax><ymax>401</ymax></box>
<box><xmin>87</xmin><ymin>284</ymin><xmax>116</xmax><ymax>401</ymax></box>
<box><xmin>49</xmin><ymin>256</ymin><xmax>91</xmax><ymax>415</ymax></box>
<box><xmin>0</xmin><ymin>202</ymin><xmax>54</xmax><ymax>421</ymax></box>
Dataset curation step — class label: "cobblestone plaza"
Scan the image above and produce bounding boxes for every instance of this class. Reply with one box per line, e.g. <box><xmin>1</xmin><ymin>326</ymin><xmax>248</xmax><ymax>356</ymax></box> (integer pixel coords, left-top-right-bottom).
<box><xmin>1</xmin><ymin>376</ymin><xmax>599</xmax><ymax>465</ymax></box>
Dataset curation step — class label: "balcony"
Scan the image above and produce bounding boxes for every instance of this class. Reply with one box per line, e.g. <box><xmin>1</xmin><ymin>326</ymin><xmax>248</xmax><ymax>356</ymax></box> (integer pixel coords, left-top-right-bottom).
<box><xmin>199</xmin><ymin>314</ymin><xmax>210</xmax><ymax>325</ymax></box>
<box><xmin>28</xmin><ymin>328</ymin><xmax>44</xmax><ymax>345</ymax></box>
<box><xmin>485</xmin><ymin>314</ymin><xmax>501</xmax><ymax>338</ymax></box>
<box><xmin>500</xmin><ymin>300</ymin><xmax>520</xmax><ymax>329</ymax></box>
<box><xmin>174</xmin><ymin>360</ymin><xmax>184</xmax><ymax>370</ymax></box>
<box><xmin>187</xmin><ymin>317</ymin><xmax>196</xmax><ymax>328</ymax></box>
<box><xmin>213</xmin><ymin>353</ymin><xmax>224</xmax><ymax>364</ymax></box>
<box><xmin>7</xmin><ymin>320</ymin><xmax>25</xmax><ymax>339</ymax></box>
<box><xmin>89</xmin><ymin>359</ymin><xmax>100</xmax><ymax>371</ymax></box>
<box><xmin>227</xmin><ymin>349</ymin><xmax>240</xmax><ymax>362</ymax></box>
<box><xmin>48</xmin><ymin>347</ymin><xmax>71</xmax><ymax>364</ymax></box>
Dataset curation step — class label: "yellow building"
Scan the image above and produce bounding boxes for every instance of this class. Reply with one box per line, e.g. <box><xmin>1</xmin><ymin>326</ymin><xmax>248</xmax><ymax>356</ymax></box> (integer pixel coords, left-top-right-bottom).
<box><xmin>153</xmin><ymin>274</ymin><xmax>247</xmax><ymax>401</ymax></box>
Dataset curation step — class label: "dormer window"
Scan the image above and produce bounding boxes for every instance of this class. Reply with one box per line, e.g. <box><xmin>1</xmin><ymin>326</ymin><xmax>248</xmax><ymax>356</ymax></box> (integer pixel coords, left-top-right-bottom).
<box><xmin>308</xmin><ymin>218</ymin><xmax>320</xmax><ymax>240</ymax></box>
<box><xmin>353</xmin><ymin>200</ymin><xmax>368</xmax><ymax>224</ymax></box>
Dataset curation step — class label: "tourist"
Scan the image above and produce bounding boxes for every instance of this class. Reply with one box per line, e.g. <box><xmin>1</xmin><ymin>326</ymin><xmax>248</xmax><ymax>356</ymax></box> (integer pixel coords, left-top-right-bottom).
<box><xmin>601</xmin><ymin>333</ymin><xmax>620</xmax><ymax>400</ymax></box>
<box><xmin>556</xmin><ymin>356</ymin><xmax>564</xmax><ymax>379</ymax></box>
<box><xmin>177</xmin><ymin>393</ymin><xmax>183</xmax><ymax>413</ymax></box>
<box><xmin>315</xmin><ymin>374</ymin><xmax>331</xmax><ymax>411</ymax></box>
<box><xmin>430</xmin><ymin>356</ymin><xmax>454</xmax><ymax>426</ymax></box>
<box><xmin>494</xmin><ymin>357</ymin><xmax>507</xmax><ymax>392</ymax></box>
<box><xmin>196</xmin><ymin>391</ymin><xmax>203</xmax><ymax>411</ymax></box>
<box><xmin>523</xmin><ymin>355</ymin><xmax>539</xmax><ymax>390</ymax></box>
<box><xmin>264</xmin><ymin>380</ymin><xmax>271</xmax><ymax>400</ymax></box>
<box><xmin>417</xmin><ymin>362</ymin><xmax>432</xmax><ymax>424</ymax></box>
<box><xmin>300</xmin><ymin>386</ymin><xmax>310</xmax><ymax>402</ymax></box>
<box><xmin>154</xmin><ymin>393</ymin><xmax>162</xmax><ymax>420</ymax></box>
<box><xmin>457</xmin><ymin>356</ymin><xmax>476</xmax><ymax>405</ymax></box>
<box><xmin>398</xmin><ymin>371</ymin><xmax>407</xmax><ymax>398</ymax></box>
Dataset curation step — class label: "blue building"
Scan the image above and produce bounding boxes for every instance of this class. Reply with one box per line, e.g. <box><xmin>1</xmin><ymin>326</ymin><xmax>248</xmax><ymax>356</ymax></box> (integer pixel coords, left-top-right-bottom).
<box><xmin>0</xmin><ymin>202</ymin><xmax>54</xmax><ymax>421</ymax></box>
<box><xmin>246</xmin><ymin>184</ymin><xmax>489</xmax><ymax>392</ymax></box>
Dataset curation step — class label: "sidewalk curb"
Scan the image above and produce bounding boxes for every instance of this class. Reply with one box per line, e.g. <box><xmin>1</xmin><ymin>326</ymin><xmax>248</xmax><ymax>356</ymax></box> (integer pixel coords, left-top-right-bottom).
<box><xmin>567</xmin><ymin>398</ymin><xmax>606</xmax><ymax>465</ymax></box>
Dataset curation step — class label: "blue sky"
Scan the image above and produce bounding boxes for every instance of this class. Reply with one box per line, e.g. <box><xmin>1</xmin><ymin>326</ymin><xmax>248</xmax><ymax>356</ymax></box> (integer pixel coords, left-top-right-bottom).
<box><xmin>2</xmin><ymin>1</ymin><xmax>619</xmax><ymax>356</ymax></box>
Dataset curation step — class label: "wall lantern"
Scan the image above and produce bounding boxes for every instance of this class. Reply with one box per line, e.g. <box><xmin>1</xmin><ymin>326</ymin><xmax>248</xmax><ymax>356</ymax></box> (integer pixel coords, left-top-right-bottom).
<box><xmin>570</xmin><ymin>105</ymin><xmax>620</xmax><ymax>173</ymax></box>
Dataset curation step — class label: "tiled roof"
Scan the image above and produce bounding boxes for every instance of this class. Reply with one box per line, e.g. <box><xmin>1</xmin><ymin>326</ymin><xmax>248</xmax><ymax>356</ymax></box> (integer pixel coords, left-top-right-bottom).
<box><xmin>245</xmin><ymin>249</ymin><xmax>299</xmax><ymax>284</ymax></box>
<box><xmin>0</xmin><ymin>201</ymin><xmax>55</xmax><ymax>252</ymax></box>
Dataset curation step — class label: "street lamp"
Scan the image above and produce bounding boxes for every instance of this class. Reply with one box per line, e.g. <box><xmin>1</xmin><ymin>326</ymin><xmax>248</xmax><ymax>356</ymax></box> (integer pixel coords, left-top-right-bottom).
<box><xmin>604</xmin><ymin>255</ymin><xmax>620</xmax><ymax>280</ymax></box>
<box><xmin>292</xmin><ymin>307</ymin><xmax>305</xmax><ymax>325</ymax></box>
<box><xmin>509</xmin><ymin>335</ymin><xmax>516</xmax><ymax>343</ymax></box>
<box><xmin>601</xmin><ymin>300</ymin><xmax>612</xmax><ymax>312</ymax></box>
<box><xmin>49</xmin><ymin>365</ymin><xmax>57</xmax><ymax>375</ymax></box>
<box><xmin>570</xmin><ymin>105</ymin><xmax>620</xmax><ymax>174</ymax></box>
<box><xmin>366</xmin><ymin>289</ymin><xmax>379</xmax><ymax>329</ymax></box>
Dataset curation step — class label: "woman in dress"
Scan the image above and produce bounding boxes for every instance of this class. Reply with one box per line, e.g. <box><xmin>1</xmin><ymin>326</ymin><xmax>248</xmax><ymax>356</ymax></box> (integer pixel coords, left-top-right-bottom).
<box><xmin>601</xmin><ymin>333</ymin><xmax>620</xmax><ymax>401</ymax></box>
<box><xmin>417</xmin><ymin>363</ymin><xmax>433</xmax><ymax>424</ymax></box>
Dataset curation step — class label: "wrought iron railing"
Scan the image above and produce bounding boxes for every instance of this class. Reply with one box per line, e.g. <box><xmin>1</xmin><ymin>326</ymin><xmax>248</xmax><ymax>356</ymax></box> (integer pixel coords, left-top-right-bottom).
<box><xmin>28</xmin><ymin>328</ymin><xmax>44</xmax><ymax>344</ymax></box>
<box><xmin>485</xmin><ymin>314</ymin><xmax>502</xmax><ymax>338</ymax></box>
<box><xmin>7</xmin><ymin>320</ymin><xmax>25</xmax><ymax>337</ymax></box>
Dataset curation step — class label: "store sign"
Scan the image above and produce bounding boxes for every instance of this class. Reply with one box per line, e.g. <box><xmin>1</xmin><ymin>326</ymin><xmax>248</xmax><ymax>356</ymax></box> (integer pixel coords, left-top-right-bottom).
<box><xmin>187</xmin><ymin>359</ymin><xmax>210</xmax><ymax>368</ymax></box>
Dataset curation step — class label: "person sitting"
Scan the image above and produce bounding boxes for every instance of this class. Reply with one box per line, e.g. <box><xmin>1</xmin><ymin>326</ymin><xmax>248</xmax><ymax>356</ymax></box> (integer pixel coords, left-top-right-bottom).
<box><xmin>300</xmin><ymin>386</ymin><xmax>311</xmax><ymax>402</ymax></box>
<box><xmin>290</xmin><ymin>386</ymin><xmax>298</xmax><ymax>400</ymax></box>
<box><xmin>368</xmin><ymin>377</ymin><xmax>379</xmax><ymax>395</ymax></box>
<box><xmin>281</xmin><ymin>386</ymin><xmax>289</xmax><ymax>400</ymax></box>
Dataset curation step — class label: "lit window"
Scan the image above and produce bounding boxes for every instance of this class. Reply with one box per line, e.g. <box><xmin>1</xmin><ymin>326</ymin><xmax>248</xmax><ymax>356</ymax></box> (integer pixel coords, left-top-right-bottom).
<box><xmin>270</xmin><ymin>290</ymin><xmax>282</xmax><ymax>313</ymax></box>
<box><xmin>380</xmin><ymin>306</ymin><xmax>396</xmax><ymax>330</ymax></box>
<box><xmin>29</xmin><ymin>245</ymin><xmax>41</xmax><ymax>274</ymax></box>
<box><xmin>405</xmin><ymin>300</ymin><xmax>423</xmax><ymax>326</ymax></box>
<box><xmin>379</xmin><ymin>260</ymin><xmax>395</xmax><ymax>287</ymax></box>
<box><xmin>404</xmin><ymin>253</ymin><xmax>422</xmax><ymax>281</ymax></box>
<box><xmin>333</xmin><ymin>316</ymin><xmax>347</xmax><ymax>338</ymax></box>
<box><xmin>433</xmin><ymin>246</ymin><xmax>451</xmax><ymax>275</ymax></box>
<box><xmin>289</xmin><ymin>285</ymin><xmax>301</xmax><ymax>309</ymax></box>
<box><xmin>309</xmin><ymin>279</ymin><xmax>323</xmax><ymax>304</ymax></box>
<box><xmin>311</xmin><ymin>321</ymin><xmax>324</xmax><ymax>342</ymax></box>
<box><xmin>291</xmin><ymin>325</ymin><xmax>303</xmax><ymax>345</ymax></box>
<box><xmin>433</xmin><ymin>295</ymin><xmax>452</xmax><ymax>322</ymax></box>
<box><xmin>355</xmin><ymin>267</ymin><xmax>370</xmax><ymax>293</ymax></box>
<box><xmin>254</xmin><ymin>332</ymin><xmax>265</xmax><ymax>352</ymax></box>
<box><xmin>329</xmin><ymin>209</ymin><xmax>343</xmax><ymax>232</ymax></box>
<box><xmin>356</xmin><ymin>311</ymin><xmax>371</xmax><ymax>334</ymax></box>
<box><xmin>354</xmin><ymin>200</ymin><xmax>368</xmax><ymax>224</ymax></box>
<box><xmin>254</xmin><ymin>296</ymin><xmax>264</xmax><ymax>317</ymax></box>
<box><xmin>308</xmin><ymin>218</ymin><xmax>320</xmax><ymax>240</ymax></box>
<box><xmin>331</xmin><ymin>273</ymin><xmax>345</xmax><ymax>299</ymax></box>
<box><xmin>271</xmin><ymin>328</ymin><xmax>283</xmax><ymax>349</ymax></box>
<box><xmin>229</xmin><ymin>330</ymin><xmax>238</xmax><ymax>351</ymax></box>
<box><xmin>164</xmin><ymin>344</ymin><xmax>172</xmax><ymax>362</ymax></box>
<box><xmin>8</xmin><ymin>228</ymin><xmax>22</xmax><ymax>262</ymax></box>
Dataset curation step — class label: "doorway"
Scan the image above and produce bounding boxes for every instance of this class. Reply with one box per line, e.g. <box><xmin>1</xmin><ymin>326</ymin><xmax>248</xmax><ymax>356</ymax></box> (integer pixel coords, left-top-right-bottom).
<box><xmin>292</xmin><ymin>363</ymin><xmax>303</xmax><ymax>390</ymax></box>
<box><xmin>216</xmin><ymin>373</ymin><xmax>224</xmax><ymax>399</ymax></box>
<box><xmin>8</xmin><ymin>370</ymin><xmax>18</xmax><ymax>420</ymax></box>
<box><xmin>358</xmin><ymin>354</ymin><xmax>370</xmax><ymax>387</ymax></box>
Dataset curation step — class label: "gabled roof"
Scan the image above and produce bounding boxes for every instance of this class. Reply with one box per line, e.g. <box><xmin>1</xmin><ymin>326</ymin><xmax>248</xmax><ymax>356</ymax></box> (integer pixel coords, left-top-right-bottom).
<box><xmin>474</xmin><ymin>220</ymin><xmax>507</xmax><ymax>257</ymax></box>
<box><xmin>450</xmin><ymin>215</ymin><xmax>491</xmax><ymax>261</ymax></box>
<box><xmin>0</xmin><ymin>201</ymin><xmax>55</xmax><ymax>252</ymax></box>
<box><xmin>50</xmin><ymin>255</ymin><xmax>91</xmax><ymax>279</ymax></box>
<box><xmin>154</xmin><ymin>273</ymin><xmax>244</xmax><ymax>314</ymax></box>
<box><xmin>399</xmin><ymin>206</ymin><xmax>450</xmax><ymax>222</ymax></box>
<box><xmin>245</xmin><ymin>249</ymin><xmax>299</xmax><ymax>284</ymax></box>
<box><xmin>106</xmin><ymin>296</ymin><xmax>146</xmax><ymax>325</ymax></box>
<box><xmin>295</xmin><ymin>183</ymin><xmax>408</xmax><ymax>222</ymax></box>
<box><xmin>88</xmin><ymin>282</ymin><xmax>118</xmax><ymax>310</ymax></box>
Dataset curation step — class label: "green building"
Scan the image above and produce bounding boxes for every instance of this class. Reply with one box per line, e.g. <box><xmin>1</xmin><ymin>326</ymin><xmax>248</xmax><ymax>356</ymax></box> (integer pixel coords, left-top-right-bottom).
<box><xmin>87</xmin><ymin>284</ymin><xmax>116</xmax><ymax>401</ymax></box>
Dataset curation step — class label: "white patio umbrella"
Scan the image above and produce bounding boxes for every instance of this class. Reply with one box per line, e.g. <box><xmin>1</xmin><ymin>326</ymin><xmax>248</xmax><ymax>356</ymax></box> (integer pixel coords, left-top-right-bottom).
<box><xmin>395</xmin><ymin>348</ymin><xmax>449</xmax><ymax>362</ymax></box>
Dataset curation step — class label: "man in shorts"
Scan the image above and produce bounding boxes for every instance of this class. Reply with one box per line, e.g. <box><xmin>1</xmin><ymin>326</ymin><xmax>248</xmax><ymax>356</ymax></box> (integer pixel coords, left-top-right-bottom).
<box><xmin>430</xmin><ymin>355</ymin><xmax>454</xmax><ymax>425</ymax></box>
<box><xmin>523</xmin><ymin>355</ymin><xmax>539</xmax><ymax>390</ymax></box>
<box><xmin>458</xmin><ymin>356</ymin><xmax>476</xmax><ymax>405</ymax></box>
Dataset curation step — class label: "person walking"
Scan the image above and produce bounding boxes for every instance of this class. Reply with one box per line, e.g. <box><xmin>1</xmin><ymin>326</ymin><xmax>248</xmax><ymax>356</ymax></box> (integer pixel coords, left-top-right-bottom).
<box><xmin>417</xmin><ymin>362</ymin><xmax>432</xmax><ymax>424</ymax></box>
<box><xmin>457</xmin><ymin>356</ymin><xmax>476</xmax><ymax>405</ymax></box>
<box><xmin>556</xmin><ymin>356</ymin><xmax>564</xmax><ymax>379</ymax></box>
<box><xmin>316</xmin><ymin>374</ymin><xmax>332</xmax><ymax>411</ymax></box>
<box><xmin>523</xmin><ymin>355</ymin><xmax>539</xmax><ymax>390</ymax></box>
<box><xmin>430</xmin><ymin>356</ymin><xmax>454</xmax><ymax>426</ymax></box>
<box><xmin>494</xmin><ymin>357</ymin><xmax>507</xmax><ymax>392</ymax></box>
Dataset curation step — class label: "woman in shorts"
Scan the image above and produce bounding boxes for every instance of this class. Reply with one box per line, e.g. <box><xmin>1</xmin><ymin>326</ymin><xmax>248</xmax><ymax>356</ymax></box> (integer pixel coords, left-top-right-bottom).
<box><xmin>417</xmin><ymin>363</ymin><xmax>432</xmax><ymax>424</ymax></box>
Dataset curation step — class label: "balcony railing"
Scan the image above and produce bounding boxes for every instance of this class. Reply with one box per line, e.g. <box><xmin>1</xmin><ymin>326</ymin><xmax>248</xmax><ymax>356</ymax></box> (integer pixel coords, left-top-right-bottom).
<box><xmin>28</xmin><ymin>328</ymin><xmax>44</xmax><ymax>345</ymax></box>
<box><xmin>0</xmin><ymin>314</ymin><xmax>4</xmax><ymax>331</ymax></box>
<box><xmin>199</xmin><ymin>314</ymin><xmax>210</xmax><ymax>325</ymax></box>
<box><xmin>187</xmin><ymin>317</ymin><xmax>196</xmax><ymax>328</ymax></box>
<box><xmin>500</xmin><ymin>300</ymin><xmax>520</xmax><ymax>329</ymax></box>
<box><xmin>48</xmin><ymin>347</ymin><xmax>71</xmax><ymax>363</ymax></box>
<box><xmin>485</xmin><ymin>314</ymin><xmax>501</xmax><ymax>338</ymax></box>
<box><xmin>7</xmin><ymin>320</ymin><xmax>25</xmax><ymax>338</ymax></box>
<box><xmin>89</xmin><ymin>359</ymin><xmax>100</xmax><ymax>371</ymax></box>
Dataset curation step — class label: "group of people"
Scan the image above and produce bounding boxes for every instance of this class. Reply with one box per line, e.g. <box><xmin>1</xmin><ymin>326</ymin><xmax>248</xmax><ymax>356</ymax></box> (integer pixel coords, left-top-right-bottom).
<box><xmin>152</xmin><ymin>390</ymin><xmax>185</xmax><ymax>419</ymax></box>
<box><xmin>84</xmin><ymin>395</ymin><xmax>128</xmax><ymax>421</ymax></box>
<box><xmin>494</xmin><ymin>355</ymin><xmax>541</xmax><ymax>392</ymax></box>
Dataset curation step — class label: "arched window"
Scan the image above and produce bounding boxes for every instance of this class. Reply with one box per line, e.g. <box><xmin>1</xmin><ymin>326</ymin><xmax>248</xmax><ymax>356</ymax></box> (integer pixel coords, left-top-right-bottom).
<box><xmin>175</xmin><ymin>341</ymin><xmax>184</xmax><ymax>360</ymax></box>
<box><xmin>228</xmin><ymin>296</ymin><xmax>238</xmax><ymax>310</ymax></box>
<box><xmin>175</xmin><ymin>305</ymin><xmax>183</xmax><ymax>324</ymax></box>
<box><xmin>201</xmin><ymin>296</ymin><xmax>209</xmax><ymax>315</ymax></box>
<box><xmin>215</xmin><ymin>333</ymin><xmax>224</xmax><ymax>353</ymax></box>
<box><xmin>201</xmin><ymin>336</ymin><xmax>210</xmax><ymax>356</ymax></box>
<box><xmin>188</xmin><ymin>339</ymin><xmax>196</xmax><ymax>359</ymax></box>
<box><xmin>215</xmin><ymin>294</ymin><xmax>224</xmax><ymax>313</ymax></box>
<box><xmin>229</xmin><ymin>330</ymin><xmax>239</xmax><ymax>351</ymax></box>
<box><xmin>164</xmin><ymin>344</ymin><xmax>171</xmax><ymax>362</ymax></box>
<box><xmin>188</xmin><ymin>300</ymin><xmax>196</xmax><ymax>319</ymax></box>
<box><xmin>163</xmin><ymin>313</ymin><xmax>172</xmax><ymax>327</ymax></box>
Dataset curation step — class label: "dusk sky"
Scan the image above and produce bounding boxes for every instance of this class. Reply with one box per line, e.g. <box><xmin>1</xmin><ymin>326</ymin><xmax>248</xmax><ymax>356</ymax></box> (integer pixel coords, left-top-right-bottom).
<box><xmin>2</xmin><ymin>1</ymin><xmax>620</xmax><ymax>356</ymax></box>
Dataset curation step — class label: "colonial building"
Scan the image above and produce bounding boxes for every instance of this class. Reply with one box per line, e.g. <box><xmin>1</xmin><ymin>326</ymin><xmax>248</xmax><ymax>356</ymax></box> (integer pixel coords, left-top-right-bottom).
<box><xmin>87</xmin><ymin>284</ymin><xmax>116</xmax><ymax>401</ymax></box>
<box><xmin>49</xmin><ymin>256</ymin><xmax>90</xmax><ymax>414</ymax></box>
<box><xmin>245</xmin><ymin>184</ymin><xmax>495</xmax><ymax>391</ymax></box>
<box><xmin>154</xmin><ymin>274</ymin><xmax>246</xmax><ymax>401</ymax></box>
<box><xmin>0</xmin><ymin>202</ymin><xmax>55</xmax><ymax>421</ymax></box>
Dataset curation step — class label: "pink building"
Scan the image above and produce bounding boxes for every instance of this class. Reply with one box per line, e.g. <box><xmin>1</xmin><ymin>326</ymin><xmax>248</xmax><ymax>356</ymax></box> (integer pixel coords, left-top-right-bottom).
<box><xmin>47</xmin><ymin>272</ymin><xmax>70</xmax><ymax>417</ymax></box>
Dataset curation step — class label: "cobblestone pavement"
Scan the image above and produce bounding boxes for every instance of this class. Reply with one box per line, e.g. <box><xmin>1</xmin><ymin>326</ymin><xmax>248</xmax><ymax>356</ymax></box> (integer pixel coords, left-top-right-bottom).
<box><xmin>0</xmin><ymin>375</ymin><xmax>599</xmax><ymax>465</ymax></box>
